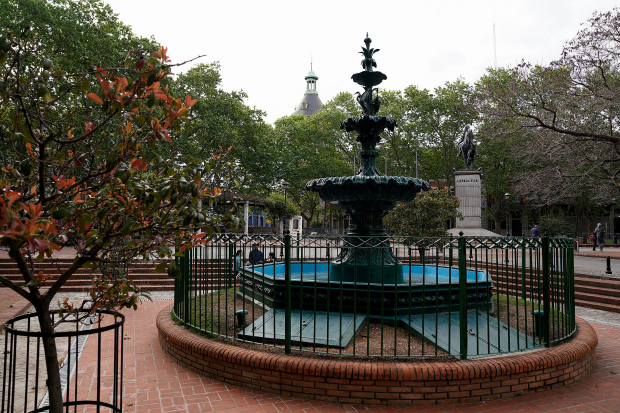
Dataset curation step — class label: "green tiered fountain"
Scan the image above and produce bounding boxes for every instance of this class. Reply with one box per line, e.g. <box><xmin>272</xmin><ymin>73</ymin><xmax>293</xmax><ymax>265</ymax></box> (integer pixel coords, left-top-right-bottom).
<box><xmin>306</xmin><ymin>34</ymin><xmax>430</xmax><ymax>284</ymax></box>
<box><xmin>236</xmin><ymin>36</ymin><xmax>525</xmax><ymax>354</ymax></box>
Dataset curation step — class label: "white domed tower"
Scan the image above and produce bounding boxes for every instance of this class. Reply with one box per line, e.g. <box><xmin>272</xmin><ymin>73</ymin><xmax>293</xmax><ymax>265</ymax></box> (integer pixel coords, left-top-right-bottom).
<box><xmin>292</xmin><ymin>65</ymin><xmax>323</xmax><ymax>116</ymax></box>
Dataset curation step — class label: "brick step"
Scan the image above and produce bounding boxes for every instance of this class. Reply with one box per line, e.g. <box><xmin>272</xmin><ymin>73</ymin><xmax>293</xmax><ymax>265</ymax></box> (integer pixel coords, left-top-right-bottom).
<box><xmin>5</xmin><ymin>277</ymin><xmax>175</xmax><ymax>285</ymax></box>
<box><xmin>62</xmin><ymin>278</ymin><xmax>175</xmax><ymax>286</ymax></box>
<box><xmin>491</xmin><ymin>275</ymin><xmax>620</xmax><ymax>296</ymax></box>
<box><xmin>0</xmin><ymin>267</ymin><xmax>231</xmax><ymax>276</ymax></box>
<box><xmin>0</xmin><ymin>261</ymin><xmax>228</xmax><ymax>268</ymax></box>
<box><xmin>572</xmin><ymin>272</ymin><xmax>619</xmax><ymax>280</ymax></box>
<box><xmin>51</xmin><ymin>285</ymin><xmax>176</xmax><ymax>292</ymax></box>
<box><xmin>573</xmin><ymin>291</ymin><xmax>620</xmax><ymax>306</ymax></box>
<box><xmin>575</xmin><ymin>284</ymin><xmax>620</xmax><ymax>297</ymax></box>
<box><xmin>574</xmin><ymin>277</ymin><xmax>620</xmax><ymax>290</ymax></box>
<box><xmin>0</xmin><ymin>264</ymin><xmax>164</xmax><ymax>270</ymax></box>
<box><xmin>0</xmin><ymin>271</ymin><xmax>195</xmax><ymax>280</ymax></box>
<box><xmin>575</xmin><ymin>298</ymin><xmax>620</xmax><ymax>313</ymax></box>
<box><xmin>2</xmin><ymin>273</ymin><xmax>230</xmax><ymax>283</ymax></box>
<box><xmin>493</xmin><ymin>280</ymin><xmax>620</xmax><ymax>303</ymax></box>
<box><xmin>492</xmin><ymin>272</ymin><xmax>620</xmax><ymax>287</ymax></box>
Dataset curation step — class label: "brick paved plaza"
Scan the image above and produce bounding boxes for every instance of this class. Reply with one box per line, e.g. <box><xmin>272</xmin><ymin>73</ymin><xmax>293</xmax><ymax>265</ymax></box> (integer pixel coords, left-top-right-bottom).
<box><xmin>90</xmin><ymin>301</ymin><xmax>620</xmax><ymax>412</ymax></box>
<box><xmin>2</xmin><ymin>288</ymin><xmax>619</xmax><ymax>412</ymax></box>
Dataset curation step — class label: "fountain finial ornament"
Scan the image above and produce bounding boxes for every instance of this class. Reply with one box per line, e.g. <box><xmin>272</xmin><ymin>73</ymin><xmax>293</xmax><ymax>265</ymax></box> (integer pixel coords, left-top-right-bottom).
<box><xmin>351</xmin><ymin>34</ymin><xmax>387</xmax><ymax>116</ymax></box>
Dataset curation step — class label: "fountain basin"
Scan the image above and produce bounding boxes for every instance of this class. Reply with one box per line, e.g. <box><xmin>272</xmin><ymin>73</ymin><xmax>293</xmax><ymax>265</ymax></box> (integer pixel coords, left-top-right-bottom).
<box><xmin>238</xmin><ymin>262</ymin><xmax>493</xmax><ymax>317</ymax></box>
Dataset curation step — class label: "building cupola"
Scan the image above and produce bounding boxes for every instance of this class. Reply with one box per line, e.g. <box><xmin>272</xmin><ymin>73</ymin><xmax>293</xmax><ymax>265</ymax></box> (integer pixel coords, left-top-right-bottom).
<box><xmin>292</xmin><ymin>62</ymin><xmax>323</xmax><ymax>116</ymax></box>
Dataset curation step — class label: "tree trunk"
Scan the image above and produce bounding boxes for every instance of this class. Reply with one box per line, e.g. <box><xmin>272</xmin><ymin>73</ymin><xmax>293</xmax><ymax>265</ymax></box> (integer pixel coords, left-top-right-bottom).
<box><xmin>494</xmin><ymin>217</ymin><xmax>502</xmax><ymax>236</ymax></box>
<box><xmin>37</xmin><ymin>303</ymin><xmax>64</xmax><ymax>413</ymax></box>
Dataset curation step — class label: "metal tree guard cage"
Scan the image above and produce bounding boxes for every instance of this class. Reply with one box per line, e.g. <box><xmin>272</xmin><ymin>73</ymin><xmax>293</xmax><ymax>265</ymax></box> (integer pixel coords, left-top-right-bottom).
<box><xmin>1</xmin><ymin>310</ymin><xmax>125</xmax><ymax>413</ymax></box>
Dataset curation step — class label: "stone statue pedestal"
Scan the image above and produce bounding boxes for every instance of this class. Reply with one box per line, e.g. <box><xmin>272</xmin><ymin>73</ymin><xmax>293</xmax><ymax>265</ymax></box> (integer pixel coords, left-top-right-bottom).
<box><xmin>454</xmin><ymin>170</ymin><xmax>482</xmax><ymax>228</ymax></box>
<box><xmin>448</xmin><ymin>170</ymin><xmax>499</xmax><ymax>237</ymax></box>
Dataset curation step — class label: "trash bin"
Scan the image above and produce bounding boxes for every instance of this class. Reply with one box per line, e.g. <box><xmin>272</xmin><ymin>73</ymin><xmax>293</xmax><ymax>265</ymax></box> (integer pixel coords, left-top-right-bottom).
<box><xmin>532</xmin><ymin>310</ymin><xmax>545</xmax><ymax>337</ymax></box>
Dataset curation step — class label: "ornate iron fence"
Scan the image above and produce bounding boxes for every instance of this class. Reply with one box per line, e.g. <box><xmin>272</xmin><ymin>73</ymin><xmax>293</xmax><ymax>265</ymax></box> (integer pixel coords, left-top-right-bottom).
<box><xmin>1</xmin><ymin>310</ymin><xmax>124</xmax><ymax>413</ymax></box>
<box><xmin>173</xmin><ymin>233</ymin><xmax>575</xmax><ymax>359</ymax></box>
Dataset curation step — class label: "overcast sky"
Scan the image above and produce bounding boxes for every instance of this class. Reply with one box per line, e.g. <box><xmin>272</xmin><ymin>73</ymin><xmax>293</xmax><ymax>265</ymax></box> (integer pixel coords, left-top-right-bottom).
<box><xmin>103</xmin><ymin>0</ymin><xmax>617</xmax><ymax>124</ymax></box>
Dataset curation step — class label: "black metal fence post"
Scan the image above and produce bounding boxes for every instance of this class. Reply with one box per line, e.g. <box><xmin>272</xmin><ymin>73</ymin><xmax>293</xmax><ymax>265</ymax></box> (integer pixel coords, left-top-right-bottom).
<box><xmin>458</xmin><ymin>233</ymin><xmax>468</xmax><ymax>360</ymax></box>
<box><xmin>284</xmin><ymin>231</ymin><xmax>292</xmax><ymax>354</ymax></box>
<box><xmin>542</xmin><ymin>236</ymin><xmax>551</xmax><ymax>347</ymax></box>
<box><xmin>229</xmin><ymin>243</ymin><xmax>234</xmax><ymax>288</ymax></box>
<box><xmin>183</xmin><ymin>247</ymin><xmax>190</xmax><ymax>324</ymax></box>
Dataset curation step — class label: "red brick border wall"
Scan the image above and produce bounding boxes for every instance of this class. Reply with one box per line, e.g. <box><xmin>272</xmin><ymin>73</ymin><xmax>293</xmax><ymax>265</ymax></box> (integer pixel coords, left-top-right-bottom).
<box><xmin>157</xmin><ymin>304</ymin><xmax>598</xmax><ymax>405</ymax></box>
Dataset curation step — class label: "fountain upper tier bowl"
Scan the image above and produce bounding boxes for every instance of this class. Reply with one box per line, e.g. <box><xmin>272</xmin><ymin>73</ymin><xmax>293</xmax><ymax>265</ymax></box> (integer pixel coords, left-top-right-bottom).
<box><xmin>305</xmin><ymin>175</ymin><xmax>430</xmax><ymax>205</ymax></box>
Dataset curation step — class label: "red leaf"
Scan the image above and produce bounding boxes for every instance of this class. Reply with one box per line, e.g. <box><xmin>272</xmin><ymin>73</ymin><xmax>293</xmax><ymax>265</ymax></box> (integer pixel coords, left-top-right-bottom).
<box><xmin>185</xmin><ymin>95</ymin><xmax>198</xmax><ymax>108</ymax></box>
<box><xmin>130</xmin><ymin>158</ymin><xmax>146</xmax><ymax>170</ymax></box>
<box><xmin>27</xmin><ymin>238</ymin><xmax>37</xmax><ymax>253</ymax></box>
<box><xmin>87</xmin><ymin>93</ymin><xmax>103</xmax><ymax>104</ymax></box>
<box><xmin>34</xmin><ymin>238</ymin><xmax>47</xmax><ymax>252</ymax></box>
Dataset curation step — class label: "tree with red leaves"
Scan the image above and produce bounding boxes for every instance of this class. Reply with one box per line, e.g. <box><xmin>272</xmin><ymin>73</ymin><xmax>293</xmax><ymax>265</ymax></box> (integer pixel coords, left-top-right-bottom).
<box><xmin>0</xmin><ymin>27</ymin><xmax>237</xmax><ymax>412</ymax></box>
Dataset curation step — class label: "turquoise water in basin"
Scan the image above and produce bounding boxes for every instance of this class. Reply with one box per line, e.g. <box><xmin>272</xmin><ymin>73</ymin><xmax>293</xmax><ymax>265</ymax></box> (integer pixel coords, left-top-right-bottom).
<box><xmin>244</xmin><ymin>262</ymin><xmax>489</xmax><ymax>285</ymax></box>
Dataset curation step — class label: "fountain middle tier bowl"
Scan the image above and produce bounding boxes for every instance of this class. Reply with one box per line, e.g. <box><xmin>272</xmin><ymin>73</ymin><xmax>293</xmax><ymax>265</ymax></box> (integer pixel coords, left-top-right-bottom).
<box><xmin>305</xmin><ymin>175</ymin><xmax>431</xmax><ymax>204</ymax></box>
<box><xmin>238</xmin><ymin>262</ymin><xmax>494</xmax><ymax>317</ymax></box>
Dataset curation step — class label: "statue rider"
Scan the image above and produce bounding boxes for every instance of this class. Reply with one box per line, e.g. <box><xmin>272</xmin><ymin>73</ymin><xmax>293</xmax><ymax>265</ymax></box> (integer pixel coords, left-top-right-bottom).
<box><xmin>456</xmin><ymin>125</ymin><xmax>476</xmax><ymax>170</ymax></box>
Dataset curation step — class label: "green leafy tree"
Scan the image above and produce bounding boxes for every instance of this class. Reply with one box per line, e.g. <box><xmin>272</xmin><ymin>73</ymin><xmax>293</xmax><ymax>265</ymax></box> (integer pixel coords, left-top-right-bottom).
<box><xmin>0</xmin><ymin>0</ymin><xmax>157</xmax><ymax>72</ymax></box>
<box><xmin>476</xmin><ymin>8</ymin><xmax>620</xmax><ymax>201</ymax></box>
<box><xmin>538</xmin><ymin>216</ymin><xmax>574</xmax><ymax>237</ymax></box>
<box><xmin>0</xmin><ymin>28</ymin><xmax>236</xmax><ymax>412</ymax></box>
<box><xmin>0</xmin><ymin>0</ymin><xmax>160</xmax><ymax>166</ymax></box>
<box><xmin>474</xmin><ymin>116</ymin><xmax>523</xmax><ymax>234</ymax></box>
<box><xmin>159</xmin><ymin>63</ymin><xmax>273</xmax><ymax>190</ymax></box>
<box><xmin>271</xmin><ymin>93</ymin><xmax>359</xmax><ymax>225</ymax></box>
<box><xmin>262</xmin><ymin>193</ymin><xmax>299</xmax><ymax>234</ymax></box>
<box><xmin>384</xmin><ymin>188</ymin><xmax>462</xmax><ymax>237</ymax></box>
<box><xmin>379</xmin><ymin>80</ymin><xmax>477</xmax><ymax>186</ymax></box>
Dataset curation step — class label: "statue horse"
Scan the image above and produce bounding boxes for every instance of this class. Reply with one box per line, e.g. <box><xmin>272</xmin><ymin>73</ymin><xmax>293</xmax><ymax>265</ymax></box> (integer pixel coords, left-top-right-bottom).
<box><xmin>456</xmin><ymin>125</ymin><xmax>476</xmax><ymax>170</ymax></box>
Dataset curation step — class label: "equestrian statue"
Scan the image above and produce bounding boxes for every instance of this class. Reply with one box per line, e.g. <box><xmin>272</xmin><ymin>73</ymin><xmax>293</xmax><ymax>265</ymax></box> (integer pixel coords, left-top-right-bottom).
<box><xmin>456</xmin><ymin>125</ymin><xmax>476</xmax><ymax>170</ymax></box>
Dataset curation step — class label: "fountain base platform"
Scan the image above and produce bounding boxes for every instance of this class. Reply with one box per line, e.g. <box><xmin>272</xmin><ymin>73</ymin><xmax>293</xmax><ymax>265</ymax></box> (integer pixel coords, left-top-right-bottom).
<box><xmin>239</xmin><ymin>308</ymin><xmax>532</xmax><ymax>354</ymax></box>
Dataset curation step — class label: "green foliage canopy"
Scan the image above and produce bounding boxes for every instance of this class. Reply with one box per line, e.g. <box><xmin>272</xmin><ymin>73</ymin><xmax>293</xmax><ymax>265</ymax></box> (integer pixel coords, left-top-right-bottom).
<box><xmin>384</xmin><ymin>188</ymin><xmax>462</xmax><ymax>238</ymax></box>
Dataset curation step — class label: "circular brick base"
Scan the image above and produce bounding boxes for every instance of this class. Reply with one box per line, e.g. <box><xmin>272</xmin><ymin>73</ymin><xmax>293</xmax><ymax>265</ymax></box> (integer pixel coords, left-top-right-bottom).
<box><xmin>157</xmin><ymin>304</ymin><xmax>598</xmax><ymax>405</ymax></box>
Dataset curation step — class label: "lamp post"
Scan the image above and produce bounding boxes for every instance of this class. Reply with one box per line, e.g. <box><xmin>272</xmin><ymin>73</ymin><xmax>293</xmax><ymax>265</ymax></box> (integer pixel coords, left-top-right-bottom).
<box><xmin>282</xmin><ymin>181</ymin><xmax>289</xmax><ymax>235</ymax></box>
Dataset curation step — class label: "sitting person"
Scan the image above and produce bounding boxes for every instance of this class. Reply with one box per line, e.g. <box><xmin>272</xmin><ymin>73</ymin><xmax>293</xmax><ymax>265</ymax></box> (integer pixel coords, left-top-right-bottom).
<box><xmin>265</xmin><ymin>252</ymin><xmax>276</xmax><ymax>263</ymax></box>
<box><xmin>247</xmin><ymin>243</ymin><xmax>263</xmax><ymax>265</ymax></box>
<box><xmin>234</xmin><ymin>249</ymin><xmax>245</xmax><ymax>279</ymax></box>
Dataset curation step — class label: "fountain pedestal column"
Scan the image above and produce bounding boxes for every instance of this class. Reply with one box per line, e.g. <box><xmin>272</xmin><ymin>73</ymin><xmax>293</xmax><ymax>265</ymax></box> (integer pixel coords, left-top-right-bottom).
<box><xmin>329</xmin><ymin>212</ymin><xmax>404</xmax><ymax>284</ymax></box>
